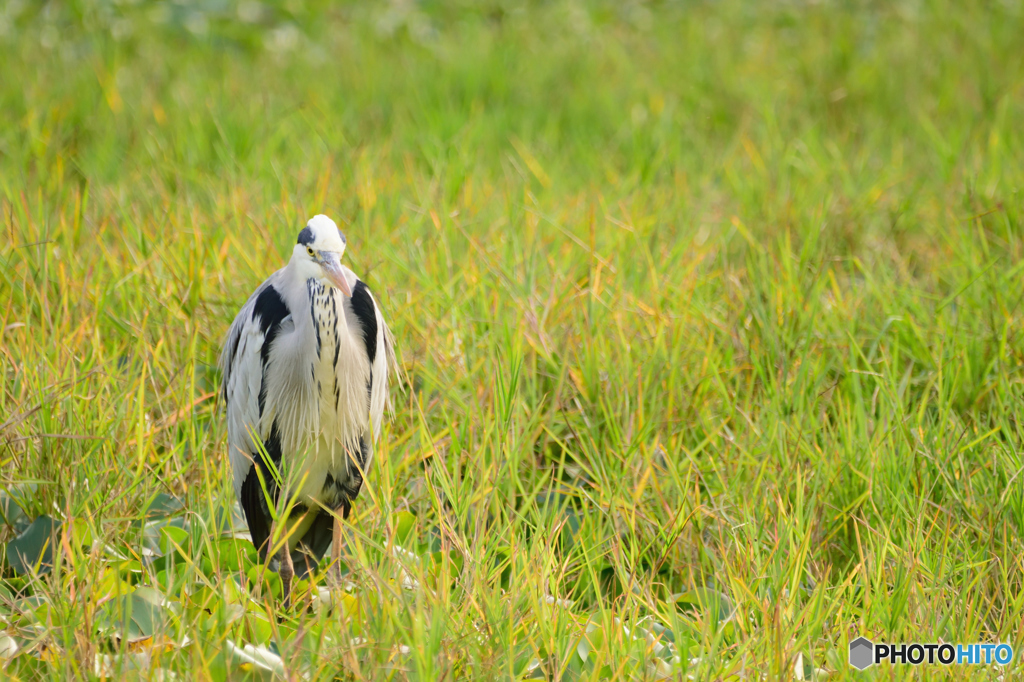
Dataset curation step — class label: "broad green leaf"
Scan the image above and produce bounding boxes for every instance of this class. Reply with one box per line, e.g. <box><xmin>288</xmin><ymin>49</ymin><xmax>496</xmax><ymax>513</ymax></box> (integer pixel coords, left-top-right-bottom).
<box><xmin>224</xmin><ymin>602</ymin><xmax>245</xmax><ymax>626</ymax></box>
<box><xmin>245</xmin><ymin>565</ymin><xmax>282</xmax><ymax>600</ymax></box>
<box><xmin>6</xmin><ymin>516</ymin><xmax>60</xmax><ymax>576</ymax></box>
<box><xmin>0</xmin><ymin>485</ymin><xmax>35</xmax><ymax>534</ymax></box>
<box><xmin>15</xmin><ymin>595</ymin><xmax>52</xmax><ymax>626</ymax></box>
<box><xmin>144</xmin><ymin>493</ymin><xmax>185</xmax><ymax>519</ymax></box>
<box><xmin>187</xmin><ymin>583</ymin><xmax>218</xmax><ymax>613</ymax></box>
<box><xmin>159</xmin><ymin>525</ymin><xmax>191</xmax><ymax>558</ymax></box>
<box><xmin>216</xmin><ymin>538</ymin><xmax>258</xmax><ymax>573</ymax></box>
<box><xmin>672</xmin><ymin>588</ymin><xmax>735</xmax><ymax>624</ymax></box>
<box><xmin>119</xmin><ymin>559</ymin><xmax>144</xmax><ymax>583</ymax></box>
<box><xmin>393</xmin><ymin>511</ymin><xmax>417</xmax><ymax>546</ymax></box>
<box><xmin>429</xmin><ymin>549</ymin><xmax>464</xmax><ymax>571</ymax></box>
<box><xmin>94</xmin><ymin>568</ymin><xmax>133</xmax><ymax>603</ymax></box>
<box><xmin>223</xmin><ymin>576</ymin><xmax>250</xmax><ymax>605</ymax></box>
<box><xmin>337</xmin><ymin>593</ymin><xmax>362</xmax><ymax>635</ymax></box>
<box><xmin>143</xmin><ymin>515</ymin><xmax>189</xmax><ymax>557</ymax></box>
<box><xmin>127</xmin><ymin>587</ymin><xmax>170</xmax><ymax>638</ymax></box>
<box><xmin>577</xmin><ymin>625</ymin><xmax>604</xmax><ymax>662</ymax></box>
<box><xmin>245</xmin><ymin>611</ymin><xmax>274</xmax><ymax>644</ymax></box>
<box><xmin>155</xmin><ymin>563</ymin><xmax>188</xmax><ymax>596</ymax></box>
<box><xmin>275</xmin><ymin>616</ymin><xmax>298</xmax><ymax>641</ymax></box>
<box><xmin>67</xmin><ymin>518</ymin><xmax>93</xmax><ymax>549</ymax></box>
<box><xmin>560</xmin><ymin>509</ymin><xmax>582</xmax><ymax>550</ymax></box>
<box><xmin>95</xmin><ymin>587</ymin><xmax>171</xmax><ymax>642</ymax></box>
<box><xmin>1</xmin><ymin>577</ymin><xmax>24</xmax><ymax>597</ymax></box>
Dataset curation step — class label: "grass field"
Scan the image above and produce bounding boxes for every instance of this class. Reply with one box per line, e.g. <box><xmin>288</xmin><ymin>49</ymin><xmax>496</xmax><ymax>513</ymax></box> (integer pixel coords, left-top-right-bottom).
<box><xmin>2</xmin><ymin>0</ymin><xmax>1024</xmax><ymax>679</ymax></box>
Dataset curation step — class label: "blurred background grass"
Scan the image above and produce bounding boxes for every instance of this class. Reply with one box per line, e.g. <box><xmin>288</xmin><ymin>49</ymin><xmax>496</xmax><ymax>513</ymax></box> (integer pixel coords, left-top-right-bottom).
<box><xmin>1</xmin><ymin>0</ymin><xmax>1024</xmax><ymax>679</ymax></box>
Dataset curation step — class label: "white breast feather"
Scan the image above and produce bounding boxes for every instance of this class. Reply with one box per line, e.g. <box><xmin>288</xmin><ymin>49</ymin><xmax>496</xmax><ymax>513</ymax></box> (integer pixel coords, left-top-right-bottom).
<box><xmin>222</xmin><ymin>265</ymin><xmax>396</xmax><ymax>506</ymax></box>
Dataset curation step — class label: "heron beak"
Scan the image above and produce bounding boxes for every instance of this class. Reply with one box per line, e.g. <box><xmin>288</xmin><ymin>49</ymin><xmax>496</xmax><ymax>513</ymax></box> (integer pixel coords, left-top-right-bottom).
<box><xmin>320</xmin><ymin>253</ymin><xmax>353</xmax><ymax>297</ymax></box>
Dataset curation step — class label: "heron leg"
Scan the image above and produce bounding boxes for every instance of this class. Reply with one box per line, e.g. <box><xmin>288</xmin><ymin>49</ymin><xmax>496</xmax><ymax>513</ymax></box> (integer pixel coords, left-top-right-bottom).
<box><xmin>269</xmin><ymin>514</ymin><xmax>294</xmax><ymax>608</ymax></box>
<box><xmin>278</xmin><ymin>542</ymin><xmax>294</xmax><ymax>609</ymax></box>
<box><xmin>329</xmin><ymin>501</ymin><xmax>351</xmax><ymax>587</ymax></box>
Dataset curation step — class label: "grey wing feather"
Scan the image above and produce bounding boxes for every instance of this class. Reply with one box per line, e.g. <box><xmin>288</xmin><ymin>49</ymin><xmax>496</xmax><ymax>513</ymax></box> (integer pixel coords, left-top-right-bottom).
<box><xmin>367</xmin><ymin>287</ymin><xmax>399</xmax><ymax>441</ymax></box>
<box><xmin>219</xmin><ymin>271</ymin><xmax>283</xmax><ymax>497</ymax></box>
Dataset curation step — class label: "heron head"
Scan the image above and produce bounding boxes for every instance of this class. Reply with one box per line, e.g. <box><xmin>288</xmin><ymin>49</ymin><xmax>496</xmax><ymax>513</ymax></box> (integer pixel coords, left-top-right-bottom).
<box><xmin>292</xmin><ymin>214</ymin><xmax>352</xmax><ymax>297</ymax></box>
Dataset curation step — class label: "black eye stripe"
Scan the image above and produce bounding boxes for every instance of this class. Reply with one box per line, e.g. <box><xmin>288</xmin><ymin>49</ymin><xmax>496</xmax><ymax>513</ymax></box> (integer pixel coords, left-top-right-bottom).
<box><xmin>299</xmin><ymin>224</ymin><xmax>348</xmax><ymax>249</ymax></box>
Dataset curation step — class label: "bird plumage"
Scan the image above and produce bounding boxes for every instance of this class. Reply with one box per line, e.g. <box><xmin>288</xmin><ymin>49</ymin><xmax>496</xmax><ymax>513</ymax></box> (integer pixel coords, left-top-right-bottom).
<box><xmin>220</xmin><ymin>215</ymin><xmax>395</xmax><ymax>583</ymax></box>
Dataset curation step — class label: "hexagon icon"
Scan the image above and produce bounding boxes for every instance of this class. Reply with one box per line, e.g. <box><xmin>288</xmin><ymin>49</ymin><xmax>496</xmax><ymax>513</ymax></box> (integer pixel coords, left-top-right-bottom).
<box><xmin>849</xmin><ymin>637</ymin><xmax>874</xmax><ymax>671</ymax></box>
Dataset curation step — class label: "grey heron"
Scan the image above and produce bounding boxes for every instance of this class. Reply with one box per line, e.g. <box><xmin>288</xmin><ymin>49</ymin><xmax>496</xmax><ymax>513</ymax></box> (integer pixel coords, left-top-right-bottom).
<box><xmin>219</xmin><ymin>214</ymin><xmax>396</xmax><ymax>606</ymax></box>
